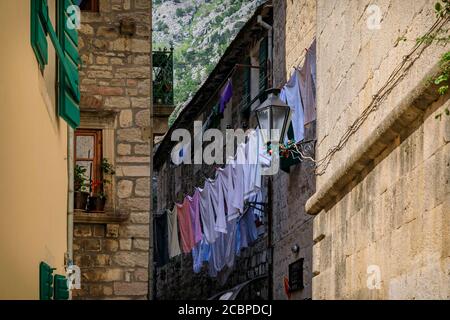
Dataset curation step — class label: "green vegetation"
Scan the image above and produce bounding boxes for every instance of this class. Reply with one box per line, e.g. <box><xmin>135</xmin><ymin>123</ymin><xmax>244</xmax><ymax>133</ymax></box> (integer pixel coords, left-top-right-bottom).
<box><xmin>153</xmin><ymin>0</ymin><xmax>264</xmax><ymax>126</ymax></box>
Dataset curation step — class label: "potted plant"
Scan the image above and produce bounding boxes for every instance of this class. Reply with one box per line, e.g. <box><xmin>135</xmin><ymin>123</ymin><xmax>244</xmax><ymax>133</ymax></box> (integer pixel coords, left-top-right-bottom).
<box><xmin>74</xmin><ymin>165</ymin><xmax>90</xmax><ymax>210</ymax></box>
<box><xmin>87</xmin><ymin>158</ymin><xmax>116</xmax><ymax>212</ymax></box>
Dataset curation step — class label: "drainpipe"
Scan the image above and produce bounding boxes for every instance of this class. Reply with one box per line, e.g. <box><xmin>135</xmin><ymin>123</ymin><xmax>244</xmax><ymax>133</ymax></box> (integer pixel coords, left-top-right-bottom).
<box><xmin>66</xmin><ymin>126</ymin><xmax>75</xmax><ymax>300</ymax></box>
<box><xmin>257</xmin><ymin>15</ymin><xmax>273</xmax><ymax>87</ymax></box>
<box><xmin>258</xmin><ymin>14</ymin><xmax>274</xmax><ymax>301</ymax></box>
<box><xmin>67</xmin><ymin>127</ymin><xmax>74</xmax><ymax>265</ymax></box>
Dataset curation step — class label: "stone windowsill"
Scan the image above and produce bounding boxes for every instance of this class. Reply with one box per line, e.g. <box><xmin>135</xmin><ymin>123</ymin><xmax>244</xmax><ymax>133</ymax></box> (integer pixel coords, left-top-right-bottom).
<box><xmin>73</xmin><ymin>210</ymin><xmax>129</xmax><ymax>224</ymax></box>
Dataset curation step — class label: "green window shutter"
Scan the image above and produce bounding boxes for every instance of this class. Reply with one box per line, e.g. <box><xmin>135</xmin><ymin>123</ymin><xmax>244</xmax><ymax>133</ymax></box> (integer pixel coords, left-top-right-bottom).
<box><xmin>39</xmin><ymin>262</ymin><xmax>55</xmax><ymax>300</ymax></box>
<box><xmin>31</xmin><ymin>0</ymin><xmax>49</xmax><ymax>70</ymax></box>
<box><xmin>58</xmin><ymin>0</ymin><xmax>81</xmax><ymax>129</ymax></box>
<box><xmin>259</xmin><ymin>37</ymin><xmax>268</xmax><ymax>102</ymax></box>
<box><xmin>31</xmin><ymin>0</ymin><xmax>80</xmax><ymax>128</ymax></box>
<box><xmin>242</xmin><ymin>57</ymin><xmax>251</xmax><ymax>111</ymax></box>
<box><xmin>244</xmin><ymin>57</ymin><xmax>251</xmax><ymax>103</ymax></box>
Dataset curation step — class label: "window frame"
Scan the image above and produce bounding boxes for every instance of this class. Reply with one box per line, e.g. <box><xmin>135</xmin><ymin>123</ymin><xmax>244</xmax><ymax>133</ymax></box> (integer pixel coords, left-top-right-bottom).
<box><xmin>74</xmin><ymin>129</ymin><xmax>103</xmax><ymax>192</ymax></box>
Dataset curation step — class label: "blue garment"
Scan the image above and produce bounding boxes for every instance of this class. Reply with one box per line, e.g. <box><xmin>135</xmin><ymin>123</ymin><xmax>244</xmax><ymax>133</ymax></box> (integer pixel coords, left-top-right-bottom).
<box><xmin>236</xmin><ymin>208</ymin><xmax>258</xmax><ymax>255</ymax></box>
<box><xmin>281</xmin><ymin>70</ymin><xmax>305</xmax><ymax>143</ymax></box>
<box><xmin>192</xmin><ymin>237</ymin><xmax>211</xmax><ymax>274</ymax></box>
<box><xmin>219</xmin><ymin>79</ymin><xmax>233</xmax><ymax>114</ymax></box>
<box><xmin>299</xmin><ymin>41</ymin><xmax>317</xmax><ymax>124</ymax></box>
<box><xmin>208</xmin><ymin>218</ymin><xmax>238</xmax><ymax>277</ymax></box>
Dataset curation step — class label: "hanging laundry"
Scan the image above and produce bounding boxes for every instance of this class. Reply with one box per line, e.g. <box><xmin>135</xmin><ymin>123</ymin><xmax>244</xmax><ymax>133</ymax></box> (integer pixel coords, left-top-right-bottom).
<box><xmin>210</xmin><ymin>174</ymin><xmax>228</xmax><ymax>234</ymax></box>
<box><xmin>176</xmin><ymin>198</ymin><xmax>196</xmax><ymax>253</ymax></box>
<box><xmin>217</xmin><ymin>160</ymin><xmax>242</xmax><ymax>222</ymax></box>
<box><xmin>168</xmin><ymin>206</ymin><xmax>181</xmax><ymax>258</ymax></box>
<box><xmin>154</xmin><ymin>211</ymin><xmax>169</xmax><ymax>266</ymax></box>
<box><xmin>237</xmin><ymin>207</ymin><xmax>259</xmax><ymax>253</ymax></box>
<box><xmin>208</xmin><ymin>217</ymin><xmax>239</xmax><ymax>277</ymax></box>
<box><xmin>280</xmin><ymin>70</ymin><xmax>305</xmax><ymax>143</ymax></box>
<box><xmin>243</xmin><ymin>129</ymin><xmax>270</xmax><ymax>201</ymax></box>
<box><xmin>187</xmin><ymin>189</ymin><xmax>203</xmax><ymax>245</ymax></box>
<box><xmin>299</xmin><ymin>40</ymin><xmax>317</xmax><ymax>125</ymax></box>
<box><xmin>219</xmin><ymin>79</ymin><xmax>233</xmax><ymax>114</ymax></box>
<box><xmin>198</xmin><ymin>183</ymin><xmax>219</xmax><ymax>244</ymax></box>
<box><xmin>230</xmin><ymin>146</ymin><xmax>246</xmax><ymax>215</ymax></box>
<box><xmin>192</xmin><ymin>237</ymin><xmax>211</xmax><ymax>274</ymax></box>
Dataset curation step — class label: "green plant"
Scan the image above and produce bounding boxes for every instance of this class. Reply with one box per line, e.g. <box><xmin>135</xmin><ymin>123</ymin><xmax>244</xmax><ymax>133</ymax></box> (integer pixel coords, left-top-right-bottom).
<box><xmin>95</xmin><ymin>159</ymin><xmax>116</xmax><ymax>200</ymax></box>
<box><xmin>74</xmin><ymin>165</ymin><xmax>89</xmax><ymax>193</ymax></box>
<box><xmin>176</xmin><ymin>8</ymin><xmax>184</xmax><ymax>18</ymax></box>
<box><xmin>417</xmin><ymin>2</ymin><xmax>450</xmax><ymax>107</ymax></box>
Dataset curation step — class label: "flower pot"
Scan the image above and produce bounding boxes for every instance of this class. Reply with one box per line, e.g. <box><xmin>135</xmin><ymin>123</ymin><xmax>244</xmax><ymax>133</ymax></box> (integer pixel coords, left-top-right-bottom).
<box><xmin>87</xmin><ymin>196</ymin><xmax>106</xmax><ymax>212</ymax></box>
<box><xmin>74</xmin><ymin>192</ymin><xmax>89</xmax><ymax>210</ymax></box>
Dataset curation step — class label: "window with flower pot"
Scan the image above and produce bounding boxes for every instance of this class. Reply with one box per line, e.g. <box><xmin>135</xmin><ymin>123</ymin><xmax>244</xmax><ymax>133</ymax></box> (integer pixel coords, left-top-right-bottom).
<box><xmin>74</xmin><ymin>128</ymin><xmax>116</xmax><ymax>212</ymax></box>
<box><xmin>74</xmin><ymin>129</ymin><xmax>101</xmax><ymax>211</ymax></box>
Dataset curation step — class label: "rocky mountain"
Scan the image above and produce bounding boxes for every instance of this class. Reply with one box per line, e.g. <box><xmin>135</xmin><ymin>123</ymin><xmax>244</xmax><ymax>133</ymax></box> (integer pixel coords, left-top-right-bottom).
<box><xmin>152</xmin><ymin>0</ymin><xmax>266</xmax><ymax>125</ymax></box>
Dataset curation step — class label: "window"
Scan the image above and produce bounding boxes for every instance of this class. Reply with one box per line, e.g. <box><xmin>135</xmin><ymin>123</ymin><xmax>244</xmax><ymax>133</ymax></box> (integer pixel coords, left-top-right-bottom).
<box><xmin>75</xmin><ymin>129</ymin><xmax>103</xmax><ymax>191</ymax></box>
<box><xmin>79</xmin><ymin>0</ymin><xmax>99</xmax><ymax>12</ymax></box>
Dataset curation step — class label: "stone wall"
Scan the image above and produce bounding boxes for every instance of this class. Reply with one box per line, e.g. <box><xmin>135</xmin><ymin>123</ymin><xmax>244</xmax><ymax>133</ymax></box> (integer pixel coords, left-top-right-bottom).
<box><xmin>315</xmin><ymin>0</ymin><xmax>446</xmax><ymax>188</ymax></box>
<box><xmin>271</xmin><ymin>0</ymin><xmax>317</xmax><ymax>300</ymax></box>
<box><xmin>73</xmin><ymin>0</ymin><xmax>152</xmax><ymax>300</ymax></box>
<box><xmin>311</xmin><ymin>0</ymin><xmax>450</xmax><ymax>299</ymax></box>
<box><xmin>313</xmin><ymin>98</ymin><xmax>450</xmax><ymax>299</ymax></box>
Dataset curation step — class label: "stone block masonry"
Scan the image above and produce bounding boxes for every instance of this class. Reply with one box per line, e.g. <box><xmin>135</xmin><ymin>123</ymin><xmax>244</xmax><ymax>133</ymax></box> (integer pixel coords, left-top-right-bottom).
<box><xmin>311</xmin><ymin>0</ymin><xmax>449</xmax><ymax>299</ymax></box>
<box><xmin>271</xmin><ymin>0</ymin><xmax>317</xmax><ymax>300</ymax></box>
<box><xmin>73</xmin><ymin>0</ymin><xmax>152</xmax><ymax>300</ymax></box>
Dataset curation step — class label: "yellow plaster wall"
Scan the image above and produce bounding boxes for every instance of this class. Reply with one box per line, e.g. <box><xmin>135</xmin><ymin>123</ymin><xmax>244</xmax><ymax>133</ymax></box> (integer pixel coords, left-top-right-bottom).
<box><xmin>0</xmin><ymin>0</ymin><xmax>68</xmax><ymax>300</ymax></box>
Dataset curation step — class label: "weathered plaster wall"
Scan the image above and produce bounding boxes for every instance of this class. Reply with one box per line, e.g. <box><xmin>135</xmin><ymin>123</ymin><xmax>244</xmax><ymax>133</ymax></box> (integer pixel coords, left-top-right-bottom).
<box><xmin>271</xmin><ymin>0</ymin><xmax>316</xmax><ymax>300</ymax></box>
<box><xmin>73</xmin><ymin>0</ymin><xmax>152</xmax><ymax>300</ymax></box>
<box><xmin>312</xmin><ymin>0</ymin><xmax>450</xmax><ymax>299</ymax></box>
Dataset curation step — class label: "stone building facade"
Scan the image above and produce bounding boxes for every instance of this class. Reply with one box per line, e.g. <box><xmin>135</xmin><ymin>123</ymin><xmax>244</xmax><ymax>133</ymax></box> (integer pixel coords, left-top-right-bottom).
<box><xmin>270</xmin><ymin>0</ymin><xmax>317</xmax><ymax>300</ymax></box>
<box><xmin>153</xmin><ymin>3</ymin><xmax>274</xmax><ymax>300</ymax></box>
<box><xmin>307</xmin><ymin>0</ymin><xmax>449</xmax><ymax>299</ymax></box>
<box><xmin>72</xmin><ymin>0</ymin><xmax>153</xmax><ymax>300</ymax></box>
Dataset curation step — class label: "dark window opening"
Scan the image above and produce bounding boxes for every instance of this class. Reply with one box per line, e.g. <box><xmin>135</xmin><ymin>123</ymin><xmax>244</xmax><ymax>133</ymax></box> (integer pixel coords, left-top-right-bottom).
<box><xmin>79</xmin><ymin>0</ymin><xmax>99</xmax><ymax>12</ymax></box>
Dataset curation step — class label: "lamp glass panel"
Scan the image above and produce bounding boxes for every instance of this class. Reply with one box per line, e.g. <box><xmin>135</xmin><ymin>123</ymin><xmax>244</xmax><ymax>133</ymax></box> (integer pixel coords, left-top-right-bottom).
<box><xmin>272</xmin><ymin>106</ymin><xmax>289</xmax><ymax>142</ymax></box>
<box><xmin>256</xmin><ymin>107</ymin><xmax>270</xmax><ymax>144</ymax></box>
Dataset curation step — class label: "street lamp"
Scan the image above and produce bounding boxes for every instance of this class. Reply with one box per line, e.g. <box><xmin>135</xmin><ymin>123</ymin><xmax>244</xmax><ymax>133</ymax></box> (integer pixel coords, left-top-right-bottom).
<box><xmin>254</xmin><ymin>89</ymin><xmax>290</xmax><ymax>301</ymax></box>
<box><xmin>254</xmin><ymin>89</ymin><xmax>291</xmax><ymax>144</ymax></box>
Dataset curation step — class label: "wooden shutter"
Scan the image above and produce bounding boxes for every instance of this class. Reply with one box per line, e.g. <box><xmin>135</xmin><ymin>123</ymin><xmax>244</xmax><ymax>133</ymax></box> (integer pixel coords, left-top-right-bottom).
<box><xmin>58</xmin><ymin>0</ymin><xmax>81</xmax><ymax>129</ymax></box>
<box><xmin>31</xmin><ymin>0</ymin><xmax>81</xmax><ymax>128</ymax></box>
<box><xmin>242</xmin><ymin>57</ymin><xmax>251</xmax><ymax>110</ymax></box>
<box><xmin>31</xmin><ymin>0</ymin><xmax>49</xmax><ymax>70</ymax></box>
<box><xmin>259</xmin><ymin>37</ymin><xmax>268</xmax><ymax>102</ymax></box>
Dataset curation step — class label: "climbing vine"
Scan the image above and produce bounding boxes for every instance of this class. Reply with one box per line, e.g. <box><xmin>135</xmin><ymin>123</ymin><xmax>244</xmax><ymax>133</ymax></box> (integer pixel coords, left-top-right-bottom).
<box><xmin>306</xmin><ymin>1</ymin><xmax>450</xmax><ymax>175</ymax></box>
<box><xmin>423</xmin><ymin>1</ymin><xmax>450</xmax><ymax>98</ymax></box>
<box><xmin>424</xmin><ymin>1</ymin><xmax>450</xmax><ymax>119</ymax></box>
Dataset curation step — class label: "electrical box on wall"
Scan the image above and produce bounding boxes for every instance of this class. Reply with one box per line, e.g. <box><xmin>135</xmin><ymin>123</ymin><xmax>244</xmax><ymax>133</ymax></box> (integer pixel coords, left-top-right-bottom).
<box><xmin>39</xmin><ymin>262</ymin><xmax>55</xmax><ymax>300</ymax></box>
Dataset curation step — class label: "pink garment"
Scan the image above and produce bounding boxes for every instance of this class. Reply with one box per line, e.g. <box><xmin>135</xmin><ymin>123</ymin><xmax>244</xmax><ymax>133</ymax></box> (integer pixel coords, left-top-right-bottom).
<box><xmin>176</xmin><ymin>198</ymin><xmax>196</xmax><ymax>254</ymax></box>
<box><xmin>188</xmin><ymin>189</ymin><xmax>203</xmax><ymax>245</ymax></box>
